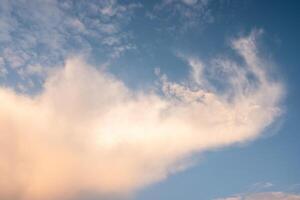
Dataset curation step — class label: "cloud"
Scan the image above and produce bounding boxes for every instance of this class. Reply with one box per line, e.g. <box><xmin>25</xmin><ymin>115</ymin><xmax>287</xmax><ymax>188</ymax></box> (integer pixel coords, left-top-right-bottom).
<box><xmin>0</xmin><ymin>31</ymin><xmax>284</xmax><ymax>200</ymax></box>
<box><xmin>216</xmin><ymin>192</ymin><xmax>300</xmax><ymax>200</ymax></box>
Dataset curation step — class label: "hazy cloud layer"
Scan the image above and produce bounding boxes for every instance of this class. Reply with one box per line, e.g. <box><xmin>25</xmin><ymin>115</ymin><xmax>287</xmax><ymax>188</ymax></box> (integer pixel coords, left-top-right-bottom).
<box><xmin>0</xmin><ymin>31</ymin><xmax>283</xmax><ymax>200</ymax></box>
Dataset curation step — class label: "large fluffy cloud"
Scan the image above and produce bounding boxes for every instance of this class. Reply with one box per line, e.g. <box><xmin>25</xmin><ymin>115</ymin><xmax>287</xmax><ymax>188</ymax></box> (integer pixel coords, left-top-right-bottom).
<box><xmin>0</xmin><ymin>31</ymin><xmax>284</xmax><ymax>200</ymax></box>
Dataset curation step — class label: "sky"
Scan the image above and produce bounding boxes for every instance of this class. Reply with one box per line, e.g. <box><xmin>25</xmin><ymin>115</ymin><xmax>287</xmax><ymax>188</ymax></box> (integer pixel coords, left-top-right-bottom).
<box><xmin>0</xmin><ymin>0</ymin><xmax>300</xmax><ymax>200</ymax></box>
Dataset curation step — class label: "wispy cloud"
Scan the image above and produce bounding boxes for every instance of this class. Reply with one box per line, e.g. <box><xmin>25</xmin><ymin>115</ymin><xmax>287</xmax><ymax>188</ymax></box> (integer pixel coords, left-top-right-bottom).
<box><xmin>151</xmin><ymin>0</ymin><xmax>213</xmax><ymax>31</ymax></box>
<box><xmin>217</xmin><ymin>182</ymin><xmax>300</xmax><ymax>200</ymax></box>
<box><xmin>0</xmin><ymin>31</ymin><xmax>284</xmax><ymax>200</ymax></box>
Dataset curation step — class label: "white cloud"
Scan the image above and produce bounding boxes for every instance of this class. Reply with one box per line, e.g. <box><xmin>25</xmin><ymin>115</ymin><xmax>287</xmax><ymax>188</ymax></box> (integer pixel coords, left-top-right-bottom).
<box><xmin>0</xmin><ymin>32</ymin><xmax>284</xmax><ymax>200</ymax></box>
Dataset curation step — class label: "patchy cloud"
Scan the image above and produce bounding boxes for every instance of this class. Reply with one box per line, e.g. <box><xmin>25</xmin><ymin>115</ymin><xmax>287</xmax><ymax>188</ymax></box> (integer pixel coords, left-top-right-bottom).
<box><xmin>0</xmin><ymin>31</ymin><xmax>284</xmax><ymax>200</ymax></box>
<box><xmin>0</xmin><ymin>0</ymin><xmax>141</xmax><ymax>90</ymax></box>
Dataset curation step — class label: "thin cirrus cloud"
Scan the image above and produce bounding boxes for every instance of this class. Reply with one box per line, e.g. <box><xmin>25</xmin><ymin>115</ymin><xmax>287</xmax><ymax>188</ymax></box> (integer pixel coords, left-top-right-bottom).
<box><xmin>216</xmin><ymin>192</ymin><xmax>300</xmax><ymax>200</ymax></box>
<box><xmin>0</xmin><ymin>30</ymin><xmax>283</xmax><ymax>200</ymax></box>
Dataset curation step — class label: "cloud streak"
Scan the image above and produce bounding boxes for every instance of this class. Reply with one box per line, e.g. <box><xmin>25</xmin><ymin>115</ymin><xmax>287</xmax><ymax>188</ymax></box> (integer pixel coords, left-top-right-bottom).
<box><xmin>0</xmin><ymin>31</ymin><xmax>284</xmax><ymax>200</ymax></box>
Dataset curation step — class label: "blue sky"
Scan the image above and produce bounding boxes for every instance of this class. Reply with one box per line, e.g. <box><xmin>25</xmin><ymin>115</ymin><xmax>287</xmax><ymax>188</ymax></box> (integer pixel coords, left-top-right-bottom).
<box><xmin>0</xmin><ymin>1</ymin><xmax>299</xmax><ymax>200</ymax></box>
